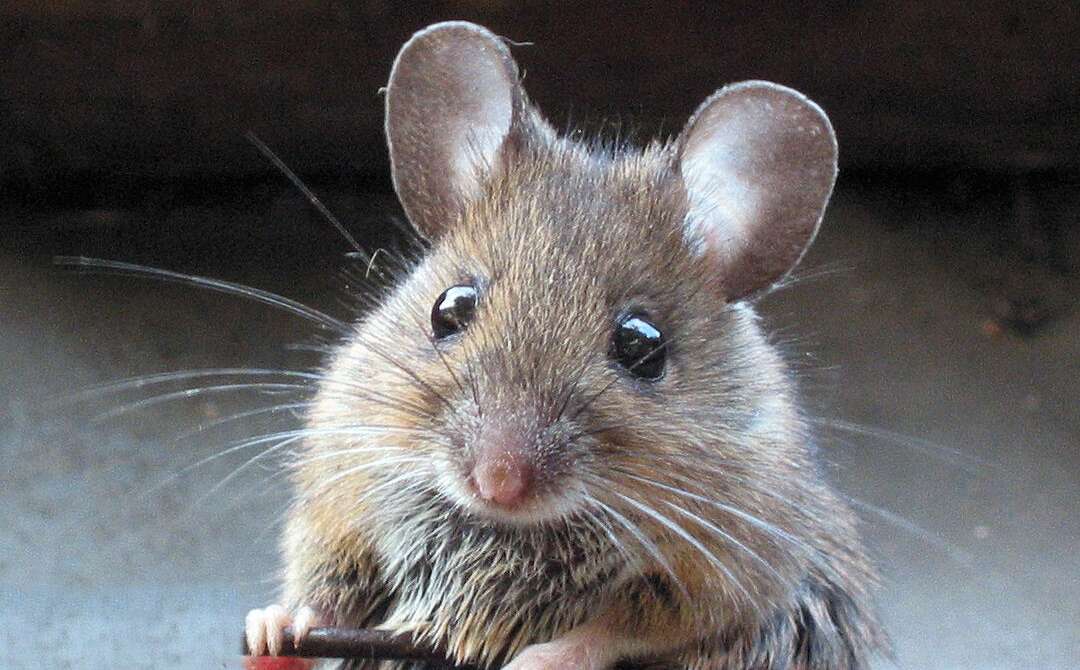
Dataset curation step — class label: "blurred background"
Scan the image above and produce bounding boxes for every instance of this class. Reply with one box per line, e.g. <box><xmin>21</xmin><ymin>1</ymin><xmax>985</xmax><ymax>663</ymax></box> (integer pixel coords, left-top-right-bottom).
<box><xmin>1</xmin><ymin>2</ymin><xmax>1077</xmax><ymax>668</ymax></box>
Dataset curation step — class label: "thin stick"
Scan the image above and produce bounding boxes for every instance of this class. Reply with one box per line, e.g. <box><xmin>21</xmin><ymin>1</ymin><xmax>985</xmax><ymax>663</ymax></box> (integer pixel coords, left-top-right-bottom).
<box><xmin>242</xmin><ymin>626</ymin><xmax>475</xmax><ymax>668</ymax></box>
<box><xmin>242</xmin><ymin>626</ymin><xmax>658</xmax><ymax>668</ymax></box>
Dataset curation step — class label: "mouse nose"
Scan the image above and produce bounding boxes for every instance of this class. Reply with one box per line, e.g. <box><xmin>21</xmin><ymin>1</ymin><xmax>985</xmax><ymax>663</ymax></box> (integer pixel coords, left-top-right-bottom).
<box><xmin>470</xmin><ymin>440</ymin><xmax>535</xmax><ymax>507</ymax></box>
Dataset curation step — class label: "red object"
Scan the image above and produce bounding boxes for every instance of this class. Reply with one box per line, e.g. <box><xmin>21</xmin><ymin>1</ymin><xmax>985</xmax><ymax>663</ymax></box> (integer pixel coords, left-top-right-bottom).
<box><xmin>244</xmin><ymin>657</ymin><xmax>314</xmax><ymax>670</ymax></box>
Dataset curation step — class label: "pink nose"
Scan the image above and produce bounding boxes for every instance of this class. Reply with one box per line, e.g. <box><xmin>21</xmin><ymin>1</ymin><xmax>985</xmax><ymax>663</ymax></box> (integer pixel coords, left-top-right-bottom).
<box><xmin>471</xmin><ymin>452</ymin><xmax>534</xmax><ymax>507</ymax></box>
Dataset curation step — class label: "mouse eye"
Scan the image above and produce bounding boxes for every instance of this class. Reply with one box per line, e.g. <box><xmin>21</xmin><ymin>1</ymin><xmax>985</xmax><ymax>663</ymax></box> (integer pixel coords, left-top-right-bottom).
<box><xmin>611</xmin><ymin>313</ymin><xmax>666</xmax><ymax>380</ymax></box>
<box><xmin>432</xmin><ymin>285</ymin><xmax>478</xmax><ymax>339</ymax></box>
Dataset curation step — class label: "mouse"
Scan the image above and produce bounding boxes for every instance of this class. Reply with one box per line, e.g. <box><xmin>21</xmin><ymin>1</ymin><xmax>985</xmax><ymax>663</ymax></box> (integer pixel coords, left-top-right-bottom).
<box><xmin>244</xmin><ymin>20</ymin><xmax>887</xmax><ymax>670</ymax></box>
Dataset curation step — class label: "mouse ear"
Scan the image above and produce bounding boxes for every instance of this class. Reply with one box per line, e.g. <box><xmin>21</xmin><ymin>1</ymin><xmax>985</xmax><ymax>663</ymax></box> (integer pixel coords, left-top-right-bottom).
<box><xmin>676</xmin><ymin>81</ymin><xmax>838</xmax><ymax>300</ymax></box>
<box><xmin>385</xmin><ymin>21</ymin><xmax>524</xmax><ymax>240</ymax></box>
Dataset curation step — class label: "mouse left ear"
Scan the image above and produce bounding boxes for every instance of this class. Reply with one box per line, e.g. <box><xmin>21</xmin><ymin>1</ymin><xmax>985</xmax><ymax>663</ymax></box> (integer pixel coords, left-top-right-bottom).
<box><xmin>385</xmin><ymin>21</ymin><xmax>525</xmax><ymax>240</ymax></box>
<box><xmin>676</xmin><ymin>81</ymin><xmax>838</xmax><ymax>300</ymax></box>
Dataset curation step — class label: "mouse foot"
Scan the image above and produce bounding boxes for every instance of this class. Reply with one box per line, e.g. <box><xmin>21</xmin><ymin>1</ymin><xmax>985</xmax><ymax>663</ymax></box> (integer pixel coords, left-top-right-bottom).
<box><xmin>502</xmin><ymin>638</ymin><xmax>601</xmax><ymax>670</ymax></box>
<box><xmin>245</xmin><ymin>604</ymin><xmax>320</xmax><ymax>656</ymax></box>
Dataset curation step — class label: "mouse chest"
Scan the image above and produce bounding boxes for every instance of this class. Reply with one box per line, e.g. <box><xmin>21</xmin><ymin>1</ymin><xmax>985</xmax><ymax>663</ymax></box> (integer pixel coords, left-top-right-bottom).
<box><xmin>369</xmin><ymin>508</ymin><xmax>623</xmax><ymax>658</ymax></box>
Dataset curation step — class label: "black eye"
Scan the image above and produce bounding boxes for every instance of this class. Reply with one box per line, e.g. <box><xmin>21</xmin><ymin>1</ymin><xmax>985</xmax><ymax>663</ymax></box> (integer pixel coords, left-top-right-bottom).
<box><xmin>432</xmin><ymin>285</ymin><xmax>478</xmax><ymax>339</ymax></box>
<box><xmin>612</xmin><ymin>313</ymin><xmax>666</xmax><ymax>380</ymax></box>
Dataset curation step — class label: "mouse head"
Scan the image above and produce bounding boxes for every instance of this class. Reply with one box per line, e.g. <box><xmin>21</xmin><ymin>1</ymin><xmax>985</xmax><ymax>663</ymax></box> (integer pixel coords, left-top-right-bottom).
<box><xmin>307</xmin><ymin>22</ymin><xmax>836</xmax><ymax>543</ymax></box>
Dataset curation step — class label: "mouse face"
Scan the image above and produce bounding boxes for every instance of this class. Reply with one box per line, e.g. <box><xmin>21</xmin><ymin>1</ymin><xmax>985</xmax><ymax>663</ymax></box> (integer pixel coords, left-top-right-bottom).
<box><xmin>313</xmin><ymin>143</ymin><xmax>802</xmax><ymax>531</ymax></box>
<box><xmin>325</xmin><ymin>150</ymin><xmax>680</xmax><ymax>523</ymax></box>
<box><xmin>297</xmin><ymin>22</ymin><xmax>838</xmax><ymax>604</ymax></box>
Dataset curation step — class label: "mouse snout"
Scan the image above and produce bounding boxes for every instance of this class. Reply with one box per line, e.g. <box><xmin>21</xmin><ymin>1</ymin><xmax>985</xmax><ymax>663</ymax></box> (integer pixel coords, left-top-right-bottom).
<box><xmin>472</xmin><ymin>451</ymin><xmax>534</xmax><ymax>507</ymax></box>
<box><xmin>469</xmin><ymin>427</ymin><xmax>536</xmax><ymax>508</ymax></box>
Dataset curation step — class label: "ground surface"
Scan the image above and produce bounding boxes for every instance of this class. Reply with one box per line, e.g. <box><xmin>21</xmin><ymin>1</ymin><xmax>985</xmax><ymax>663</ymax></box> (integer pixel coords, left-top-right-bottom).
<box><xmin>1</xmin><ymin>182</ymin><xmax>1077</xmax><ymax>669</ymax></box>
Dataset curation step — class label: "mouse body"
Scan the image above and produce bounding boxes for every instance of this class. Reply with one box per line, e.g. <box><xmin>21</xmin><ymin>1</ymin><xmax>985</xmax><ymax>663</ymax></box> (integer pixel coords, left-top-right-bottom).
<box><xmin>246</xmin><ymin>21</ymin><xmax>886</xmax><ymax>670</ymax></box>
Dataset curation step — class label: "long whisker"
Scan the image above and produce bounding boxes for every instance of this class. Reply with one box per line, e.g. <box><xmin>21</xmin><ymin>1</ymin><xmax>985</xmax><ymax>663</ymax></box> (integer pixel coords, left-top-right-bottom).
<box><xmin>554</xmin><ymin>354</ymin><xmax>597</xmax><ymax>424</ymax></box>
<box><xmin>808</xmin><ymin>416</ymin><xmax>998</xmax><ymax>474</ymax></box>
<box><xmin>58</xmin><ymin>366</ymin><xmax>436</xmax><ymax>423</ymax></box>
<box><xmin>54</xmin><ymin>367</ymin><xmax>313</xmax><ymax>404</ymax></box>
<box><xmin>614</xmin><ymin>469</ymin><xmax>841</xmax><ymax>582</ymax></box>
<box><xmin>586</xmin><ymin>494</ymin><xmax>690</xmax><ymax>604</ymax></box>
<box><xmin>170</xmin><ymin>401</ymin><xmax>315</xmax><ymax>443</ymax></box>
<box><xmin>291</xmin><ymin>443</ymin><xmax>425</xmax><ymax>467</ymax></box>
<box><xmin>353</xmin><ymin>332</ymin><xmax>457</xmax><ymax>414</ymax></box>
<box><xmin>607</xmin><ymin>489</ymin><xmax>756</xmax><ymax>609</ymax></box>
<box><xmin>310</xmin><ymin>456</ymin><xmax>430</xmax><ymax>497</ymax></box>
<box><xmin>134</xmin><ymin>432</ymin><xmax>308</xmax><ymax>503</ymax></box>
<box><xmin>137</xmin><ymin>426</ymin><xmax>425</xmax><ymax>501</ymax></box>
<box><xmin>313</xmin><ymin>379</ymin><xmax>438</xmax><ymax>423</ymax></box>
<box><xmin>842</xmin><ymin>495</ymin><xmax>973</xmax><ymax>564</ymax></box>
<box><xmin>245</xmin><ymin>131</ymin><xmax>368</xmax><ymax>260</ymax></box>
<box><xmin>202</xmin><ymin>436</ymin><xmax>423</xmax><ymax>511</ymax></box>
<box><xmin>54</xmin><ymin>256</ymin><xmax>349</xmax><ymax>333</ymax></box>
<box><xmin>91</xmin><ymin>383</ymin><xmax>312</xmax><ymax>422</ymax></box>
<box><xmin>578</xmin><ymin>495</ymin><xmax>636</xmax><ymax>570</ymax></box>
<box><xmin>194</xmin><ymin>434</ymin><xmax>306</xmax><ymax>506</ymax></box>
<box><xmin>660</xmin><ymin>499</ymin><xmax>792</xmax><ymax>586</ymax></box>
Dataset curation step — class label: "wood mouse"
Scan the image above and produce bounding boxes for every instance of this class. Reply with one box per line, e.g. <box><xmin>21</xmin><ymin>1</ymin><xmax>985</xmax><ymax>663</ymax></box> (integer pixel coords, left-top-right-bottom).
<box><xmin>245</xmin><ymin>20</ymin><xmax>887</xmax><ymax>670</ymax></box>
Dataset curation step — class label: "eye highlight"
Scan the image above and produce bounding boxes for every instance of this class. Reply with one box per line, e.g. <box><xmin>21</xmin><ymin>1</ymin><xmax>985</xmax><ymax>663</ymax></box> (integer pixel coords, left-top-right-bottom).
<box><xmin>432</xmin><ymin>285</ymin><xmax>478</xmax><ymax>339</ymax></box>
<box><xmin>611</xmin><ymin>313</ymin><xmax>666</xmax><ymax>380</ymax></box>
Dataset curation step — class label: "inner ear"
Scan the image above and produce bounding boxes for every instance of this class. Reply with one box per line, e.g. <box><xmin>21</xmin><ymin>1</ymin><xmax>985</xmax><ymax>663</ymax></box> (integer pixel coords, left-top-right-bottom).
<box><xmin>385</xmin><ymin>22</ymin><xmax>524</xmax><ymax>240</ymax></box>
<box><xmin>677</xmin><ymin>81</ymin><xmax>838</xmax><ymax>300</ymax></box>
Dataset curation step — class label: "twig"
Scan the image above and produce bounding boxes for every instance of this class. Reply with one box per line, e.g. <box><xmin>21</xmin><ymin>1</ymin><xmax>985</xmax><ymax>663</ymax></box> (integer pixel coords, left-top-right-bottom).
<box><xmin>242</xmin><ymin>626</ymin><xmax>476</xmax><ymax>668</ymax></box>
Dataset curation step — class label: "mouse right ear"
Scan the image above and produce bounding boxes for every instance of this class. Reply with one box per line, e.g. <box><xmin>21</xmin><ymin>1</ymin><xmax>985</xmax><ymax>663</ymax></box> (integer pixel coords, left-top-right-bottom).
<box><xmin>675</xmin><ymin>81</ymin><xmax>838</xmax><ymax>301</ymax></box>
<box><xmin>385</xmin><ymin>22</ymin><xmax>525</xmax><ymax>240</ymax></box>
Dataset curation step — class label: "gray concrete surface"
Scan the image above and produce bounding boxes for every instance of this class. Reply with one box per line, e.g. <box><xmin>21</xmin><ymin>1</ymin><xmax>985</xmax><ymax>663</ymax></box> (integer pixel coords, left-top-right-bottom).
<box><xmin>1</xmin><ymin>184</ymin><xmax>1077</xmax><ymax>668</ymax></box>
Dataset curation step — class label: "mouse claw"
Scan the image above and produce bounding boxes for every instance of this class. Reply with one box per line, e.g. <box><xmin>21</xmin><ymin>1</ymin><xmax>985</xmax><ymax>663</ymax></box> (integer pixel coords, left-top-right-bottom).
<box><xmin>245</xmin><ymin>604</ymin><xmax>292</xmax><ymax>656</ymax></box>
<box><xmin>291</xmin><ymin>605</ymin><xmax>320</xmax><ymax>650</ymax></box>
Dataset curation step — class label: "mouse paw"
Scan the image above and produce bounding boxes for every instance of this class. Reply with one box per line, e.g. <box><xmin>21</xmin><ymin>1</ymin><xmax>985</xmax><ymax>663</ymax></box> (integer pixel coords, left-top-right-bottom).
<box><xmin>245</xmin><ymin>604</ymin><xmax>321</xmax><ymax>656</ymax></box>
<box><xmin>502</xmin><ymin>638</ymin><xmax>600</xmax><ymax>670</ymax></box>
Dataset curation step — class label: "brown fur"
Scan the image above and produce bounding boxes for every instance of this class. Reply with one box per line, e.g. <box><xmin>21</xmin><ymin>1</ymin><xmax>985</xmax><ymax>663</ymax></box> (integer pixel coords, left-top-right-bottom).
<box><xmin>272</xmin><ymin>22</ymin><xmax>886</xmax><ymax>670</ymax></box>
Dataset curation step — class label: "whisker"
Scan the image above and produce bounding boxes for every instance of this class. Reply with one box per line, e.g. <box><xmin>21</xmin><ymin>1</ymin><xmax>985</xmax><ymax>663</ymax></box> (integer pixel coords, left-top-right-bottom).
<box><xmin>245</xmin><ymin>130</ymin><xmax>368</xmax><ymax>260</ymax></box>
<box><xmin>578</xmin><ymin>495</ymin><xmax>636</xmax><ymax>569</ymax></box>
<box><xmin>202</xmin><ymin>438</ymin><xmax>422</xmax><ymax>512</ymax></box>
<box><xmin>134</xmin><ymin>432</ymin><xmax>311</xmax><ymax>503</ymax></box>
<box><xmin>384</xmin><ymin>214</ymin><xmax>419</xmax><ymax>245</ymax></box>
<box><xmin>660</xmin><ymin>499</ymin><xmax>792</xmax><ymax>587</ymax></box>
<box><xmin>53</xmin><ymin>367</ymin><xmax>311</xmax><ymax>404</ymax></box>
<box><xmin>309</xmin><ymin>456</ymin><xmax>430</xmax><ymax>498</ymax></box>
<box><xmin>586</xmin><ymin>493</ymin><xmax>690</xmax><ymax>604</ymax></box>
<box><xmin>291</xmin><ymin>442</ymin><xmax>426</xmax><ymax>467</ymax></box>
<box><xmin>283</xmin><ymin>342</ymin><xmax>340</xmax><ymax>356</ymax></box>
<box><xmin>761</xmin><ymin>260</ymin><xmax>854</xmax><ymax>297</ymax></box>
<box><xmin>614</xmin><ymin>469</ymin><xmax>841</xmax><ymax>583</ymax></box>
<box><xmin>571</xmin><ymin>339</ymin><xmax>673</xmax><ymax>421</ymax></box>
<box><xmin>843</xmin><ymin>495</ymin><xmax>974</xmax><ymax>564</ymax></box>
<box><xmin>55</xmin><ymin>256</ymin><xmax>349</xmax><ymax>333</ymax></box>
<box><xmin>136</xmin><ymin>426</ymin><xmax>426</xmax><ymax>502</ymax></box>
<box><xmin>462</xmin><ymin>338</ymin><xmax>483</xmax><ymax>418</ymax></box>
<box><xmin>809</xmin><ymin>416</ymin><xmax>998</xmax><ymax>474</ymax></box>
<box><xmin>410</xmin><ymin>312</ymin><xmax>467</xmax><ymax>400</ymax></box>
<box><xmin>316</xmin><ymin>379</ymin><xmax>438</xmax><ymax>423</ymax></box>
<box><xmin>56</xmin><ymin>366</ymin><xmax>435</xmax><ymax>423</ymax></box>
<box><xmin>349</xmin><ymin>328</ymin><xmax>457</xmax><ymax>414</ymax></box>
<box><xmin>170</xmin><ymin>401</ymin><xmax>315</xmax><ymax>443</ymax></box>
<box><xmin>555</xmin><ymin>355</ymin><xmax>597</xmax><ymax>424</ymax></box>
<box><xmin>193</xmin><ymin>434</ymin><xmax>306</xmax><ymax>507</ymax></box>
<box><xmin>91</xmin><ymin>383</ymin><xmax>312</xmax><ymax>422</ymax></box>
<box><xmin>608</xmin><ymin>489</ymin><xmax>756</xmax><ymax>609</ymax></box>
<box><xmin>566</xmin><ymin>423</ymin><xmax>623</xmax><ymax>441</ymax></box>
